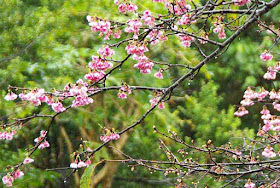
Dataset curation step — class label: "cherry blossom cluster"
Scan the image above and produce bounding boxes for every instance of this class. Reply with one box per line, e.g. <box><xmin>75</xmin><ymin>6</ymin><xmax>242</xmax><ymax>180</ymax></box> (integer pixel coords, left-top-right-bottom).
<box><xmin>86</xmin><ymin>16</ymin><xmax>119</xmax><ymax>40</ymax></box>
<box><xmin>70</xmin><ymin>158</ymin><xmax>91</xmax><ymax>169</ymax></box>
<box><xmin>178</xmin><ymin>34</ymin><xmax>195</xmax><ymax>47</ymax></box>
<box><xmin>114</xmin><ymin>0</ymin><xmax>138</xmax><ymax>14</ymax></box>
<box><xmin>64</xmin><ymin>79</ymin><xmax>94</xmax><ymax>108</ymax></box>
<box><xmin>150</xmin><ymin>97</ymin><xmax>165</xmax><ymax>109</ymax></box>
<box><xmin>146</xmin><ymin>29</ymin><xmax>168</xmax><ymax>45</ymax></box>
<box><xmin>100</xmin><ymin>128</ymin><xmax>120</xmax><ymax>143</ymax></box>
<box><xmin>263</xmin><ymin>61</ymin><xmax>279</xmax><ymax>80</ymax></box>
<box><xmin>117</xmin><ymin>83</ymin><xmax>132</xmax><ymax>99</ymax></box>
<box><xmin>262</xmin><ymin>146</ymin><xmax>276</xmax><ymax>158</ymax></box>
<box><xmin>2</xmin><ymin>170</ymin><xmax>24</xmax><ymax>187</ymax></box>
<box><xmin>213</xmin><ymin>20</ymin><xmax>226</xmax><ymax>40</ymax></box>
<box><xmin>34</xmin><ymin>130</ymin><xmax>50</xmax><ymax>149</ymax></box>
<box><xmin>0</xmin><ymin>130</ymin><xmax>16</xmax><ymax>140</ymax></box>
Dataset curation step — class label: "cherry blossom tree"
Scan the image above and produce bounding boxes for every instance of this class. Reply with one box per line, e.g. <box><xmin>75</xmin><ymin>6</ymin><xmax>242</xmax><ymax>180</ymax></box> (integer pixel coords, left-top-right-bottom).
<box><xmin>1</xmin><ymin>0</ymin><xmax>280</xmax><ymax>187</ymax></box>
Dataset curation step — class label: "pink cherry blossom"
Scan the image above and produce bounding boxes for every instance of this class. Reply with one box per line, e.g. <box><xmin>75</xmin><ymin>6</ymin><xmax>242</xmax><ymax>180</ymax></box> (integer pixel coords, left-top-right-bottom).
<box><xmin>113</xmin><ymin>29</ymin><xmax>122</xmax><ymax>38</ymax></box>
<box><xmin>120</xmin><ymin>84</ymin><xmax>132</xmax><ymax>94</ymax></box>
<box><xmin>262</xmin><ymin>146</ymin><xmax>276</xmax><ymax>158</ymax></box>
<box><xmin>77</xmin><ymin>161</ymin><xmax>88</xmax><ymax>168</ymax></box>
<box><xmin>127</xmin><ymin>4</ymin><xmax>138</xmax><ymax>12</ymax></box>
<box><xmin>84</xmin><ymin>71</ymin><xmax>105</xmax><ymax>82</ymax></box>
<box><xmin>88</xmin><ymin>56</ymin><xmax>113</xmax><ymax>71</ymax></box>
<box><xmin>234</xmin><ymin>107</ymin><xmax>249</xmax><ymax>117</ymax></box>
<box><xmin>269</xmin><ymin>89</ymin><xmax>277</xmax><ymax>99</ymax></box>
<box><xmin>141</xmin><ymin>10</ymin><xmax>155</xmax><ymax>27</ymax></box>
<box><xmin>118</xmin><ymin>3</ymin><xmax>127</xmax><ymax>13</ymax></box>
<box><xmin>243</xmin><ymin>87</ymin><xmax>257</xmax><ymax>99</ymax></box>
<box><xmin>87</xmin><ymin>18</ymin><xmax>111</xmax><ymax>39</ymax></box>
<box><xmin>18</xmin><ymin>89</ymin><xmax>48</xmax><ymax>106</ymax></box>
<box><xmin>4</xmin><ymin>92</ymin><xmax>17</xmax><ymax>101</ymax></box>
<box><xmin>133</xmin><ymin>55</ymin><xmax>154</xmax><ymax>74</ymax></box>
<box><xmin>273</xmin><ymin>102</ymin><xmax>280</xmax><ymax>111</ymax></box>
<box><xmin>51</xmin><ymin>102</ymin><xmax>66</xmax><ymax>113</ymax></box>
<box><xmin>147</xmin><ymin>30</ymin><xmax>168</xmax><ymax>45</ymax></box>
<box><xmin>198</xmin><ymin>35</ymin><xmax>209</xmax><ymax>44</ymax></box>
<box><xmin>158</xmin><ymin>102</ymin><xmax>165</xmax><ymax>109</ymax></box>
<box><xmin>118</xmin><ymin>92</ymin><xmax>127</xmax><ymax>99</ymax></box>
<box><xmin>100</xmin><ymin>133</ymin><xmax>120</xmax><ymax>143</ymax></box>
<box><xmin>177</xmin><ymin>14</ymin><xmax>192</xmax><ymax>25</ymax></box>
<box><xmin>125</xmin><ymin>43</ymin><xmax>148</xmax><ymax>56</ymax></box>
<box><xmin>240</xmin><ymin>98</ymin><xmax>254</xmax><ymax>106</ymax></box>
<box><xmin>260</xmin><ymin>52</ymin><xmax>273</xmax><ymax>61</ymax></box>
<box><xmin>178</xmin><ymin>34</ymin><xmax>194</xmax><ymax>47</ymax></box>
<box><xmin>14</xmin><ymin>170</ymin><xmax>24</xmax><ymax>179</ymax></box>
<box><xmin>23</xmin><ymin>157</ymin><xmax>34</xmax><ymax>164</ymax></box>
<box><xmin>154</xmin><ymin>71</ymin><xmax>163</xmax><ymax>79</ymax></box>
<box><xmin>110</xmin><ymin>133</ymin><xmax>120</xmax><ymax>140</ymax></box>
<box><xmin>244</xmin><ymin>181</ymin><xmax>255</xmax><ymax>188</ymax></box>
<box><xmin>38</xmin><ymin>141</ymin><xmax>50</xmax><ymax>149</ymax></box>
<box><xmin>114</xmin><ymin>0</ymin><xmax>120</xmax><ymax>5</ymax></box>
<box><xmin>2</xmin><ymin>175</ymin><xmax>14</xmax><ymax>187</ymax></box>
<box><xmin>150</xmin><ymin>98</ymin><xmax>158</xmax><ymax>107</ymax></box>
<box><xmin>257</xmin><ymin>88</ymin><xmax>269</xmax><ymax>101</ymax></box>
<box><xmin>263</xmin><ymin>67</ymin><xmax>276</xmax><ymax>80</ymax></box>
<box><xmin>97</xmin><ymin>46</ymin><xmax>115</xmax><ymax>58</ymax></box>
<box><xmin>70</xmin><ymin>162</ymin><xmax>78</xmax><ymax>169</ymax></box>
<box><xmin>262</xmin><ymin>121</ymin><xmax>273</xmax><ymax>131</ymax></box>
<box><xmin>85</xmin><ymin>159</ymin><xmax>91</xmax><ymax>166</ymax></box>
<box><xmin>218</xmin><ymin>30</ymin><xmax>226</xmax><ymax>39</ymax></box>
<box><xmin>124</xmin><ymin>19</ymin><xmax>142</xmax><ymax>38</ymax></box>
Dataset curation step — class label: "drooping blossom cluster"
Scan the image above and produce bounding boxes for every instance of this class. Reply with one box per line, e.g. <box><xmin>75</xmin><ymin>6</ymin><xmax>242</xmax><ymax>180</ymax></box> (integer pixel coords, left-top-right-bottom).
<box><xmin>125</xmin><ymin>43</ymin><xmax>148</xmax><ymax>56</ymax></box>
<box><xmin>141</xmin><ymin>10</ymin><xmax>155</xmax><ymax>28</ymax></box>
<box><xmin>263</xmin><ymin>62</ymin><xmax>279</xmax><ymax>80</ymax></box>
<box><xmin>118</xmin><ymin>83</ymin><xmax>132</xmax><ymax>99</ymax></box>
<box><xmin>146</xmin><ymin>29</ymin><xmax>168</xmax><ymax>45</ymax></box>
<box><xmin>150</xmin><ymin>97</ymin><xmax>165</xmax><ymax>109</ymax></box>
<box><xmin>133</xmin><ymin>55</ymin><xmax>155</xmax><ymax>74</ymax></box>
<box><xmin>165</xmin><ymin>0</ymin><xmax>192</xmax><ymax>15</ymax></box>
<box><xmin>100</xmin><ymin>128</ymin><xmax>120</xmax><ymax>143</ymax></box>
<box><xmin>177</xmin><ymin>14</ymin><xmax>193</xmax><ymax>25</ymax></box>
<box><xmin>4</xmin><ymin>92</ymin><xmax>17</xmax><ymax>101</ymax></box>
<box><xmin>67</xmin><ymin>79</ymin><xmax>94</xmax><ymax>108</ymax></box>
<box><xmin>86</xmin><ymin>16</ymin><xmax>111</xmax><ymax>40</ymax></box>
<box><xmin>23</xmin><ymin>157</ymin><xmax>34</xmax><ymax>164</ymax></box>
<box><xmin>117</xmin><ymin>2</ymin><xmax>138</xmax><ymax>14</ymax></box>
<box><xmin>19</xmin><ymin>88</ymin><xmax>50</xmax><ymax>106</ymax></box>
<box><xmin>34</xmin><ymin>130</ymin><xmax>50</xmax><ymax>149</ymax></box>
<box><xmin>233</xmin><ymin>107</ymin><xmax>248</xmax><ymax>117</ymax></box>
<box><xmin>262</xmin><ymin>146</ymin><xmax>276</xmax><ymax>158</ymax></box>
<box><xmin>85</xmin><ymin>46</ymin><xmax>115</xmax><ymax>83</ymax></box>
<box><xmin>124</xmin><ymin>19</ymin><xmax>142</xmax><ymax>39</ymax></box>
<box><xmin>154</xmin><ymin>69</ymin><xmax>164</xmax><ymax>79</ymax></box>
<box><xmin>70</xmin><ymin>159</ymin><xmax>91</xmax><ymax>169</ymax></box>
<box><xmin>178</xmin><ymin>34</ymin><xmax>195</xmax><ymax>47</ymax></box>
<box><xmin>213</xmin><ymin>20</ymin><xmax>226</xmax><ymax>39</ymax></box>
<box><xmin>0</xmin><ymin>130</ymin><xmax>16</xmax><ymax>140</ymax></box>
<box><xmin>2</xmin><ymin>169</ymin><xmax>24</xmax><ymax>187</ymax></box>
<box><xmin>125</xmin><ymin>42</ymin><xmax>155</xmax><ymax>73</ymax></box>
<box><xmin>260</xmin><ymin>52</ymin><xmax>273</xmax><ymax>61</ymax></box>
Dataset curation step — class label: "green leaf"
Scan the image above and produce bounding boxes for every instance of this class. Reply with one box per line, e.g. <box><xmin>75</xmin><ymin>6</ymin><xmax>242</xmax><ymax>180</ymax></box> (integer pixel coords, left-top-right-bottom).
<box><xmin>80</xmin><ymin>164</ymin><xmax>95</xmax><ymax>188</ymax></box>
